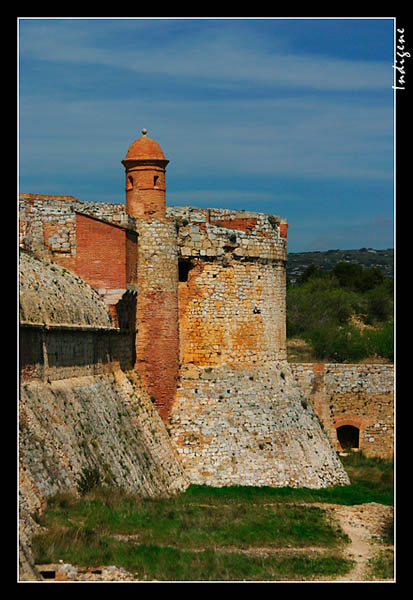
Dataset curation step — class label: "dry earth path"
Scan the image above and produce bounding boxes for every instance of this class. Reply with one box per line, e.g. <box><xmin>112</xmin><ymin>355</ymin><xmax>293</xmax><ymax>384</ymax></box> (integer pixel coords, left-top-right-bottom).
<box><xmin>325</xmin><ymin>502</ymin><xmax>394</xmax><ymax>582</ymax></box>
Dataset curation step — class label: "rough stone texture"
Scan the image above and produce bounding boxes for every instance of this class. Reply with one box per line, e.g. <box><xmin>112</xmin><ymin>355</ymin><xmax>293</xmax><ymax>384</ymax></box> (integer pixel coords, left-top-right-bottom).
<box><xmin>290</xmin><ymin>363</ymin><xmax>394</xmax><ymax>458</ymax></box>
<box><xmin>19</xmin><ymin>253</ymin><xmax>187</xmax><ymax>504</ymax></box>
<box><xmin>172</xmin><ymin>206</ymin><xmax>288</xmax><ymax>368</ymax></box>
<box><xmin>19</xmin><ymin>193</ymin><xmax>130</xmax><ymax>256</ymax></box>
<box><xmin>18</xmin><ymin>251</ymin><xmax>188</xmax><ymax>580</ymax></box>
<box><xmin>19</xmin><ymin>250</ymin><xmax>114</xmax><ymax>329</ymax></box>
<box><xmin>18</xmin><ymin>195</ymin><xmax>135</xmax><ymax>311</ymax></box>
<box><xmin>19</xmin><ymin>370</ymin><xmax>189</xmax><ymax>580</ymax></box>
<box><xmin>163</xmin><ymin>205</ymin><xmax>349</xmax><ymax>488</ymax></box>
<box><xmin>19</xmin><ymin>199</ymin><xmax>352</xmax><ymax>491</ymax></box>
<box><xmin>20</xmin><ymin>371</ymin><xmax>188</xmax><ymax>508</ymax></box>
<box><xmin>168</xmin><ymin>363</ymin><xmax>350</xmax><ymax>488</ymax></box>
<box><xmin>178</xmin><ymin>258</ymin><xmax>286</xmax><ymax>366</ymax></box>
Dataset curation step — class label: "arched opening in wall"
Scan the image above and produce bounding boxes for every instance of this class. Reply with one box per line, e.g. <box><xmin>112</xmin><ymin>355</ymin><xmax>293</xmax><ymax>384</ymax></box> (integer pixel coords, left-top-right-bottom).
<box><xmin>337</xmin><ymin>425</ymin><xmax>359</xmax><ymax>450</ymax></box>
<box><xmin>178</xmin><ymin>259</ymin><xmax>194</xmax><ymax>283</ymax></box>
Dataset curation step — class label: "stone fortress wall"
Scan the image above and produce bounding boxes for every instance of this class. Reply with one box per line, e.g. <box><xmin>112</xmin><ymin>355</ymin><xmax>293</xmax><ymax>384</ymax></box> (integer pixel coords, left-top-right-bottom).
<box><xmin>19</xmin><ymin>250</ymin><xmax>189</xmax><ymax>579</ymax></box>
<box><xmin>18</xmin><ymin>129</ymin><xmax>394</xmax><ymax>576</ymax></box>
<box><xmin>290</xmin><ymin>363</ymin><xmax>394</xmax><ymax>459</ymax></box>
<box><xmin>19</xmin><ymin>194</ymin><xmax>355</xmax><ymax>486</ymax></box>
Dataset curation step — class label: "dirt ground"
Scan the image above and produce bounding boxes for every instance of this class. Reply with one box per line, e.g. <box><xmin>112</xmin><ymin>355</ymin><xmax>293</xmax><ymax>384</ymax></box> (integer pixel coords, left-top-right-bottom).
<box><xmin>34</xmin><ymin>502</ymin><xmax>394</xmax><ymax>582</ymax></box>
<box><xmin>324</xmin><ymin>502</ymin><xmax>394</xmax><ymax>581</ymax></box>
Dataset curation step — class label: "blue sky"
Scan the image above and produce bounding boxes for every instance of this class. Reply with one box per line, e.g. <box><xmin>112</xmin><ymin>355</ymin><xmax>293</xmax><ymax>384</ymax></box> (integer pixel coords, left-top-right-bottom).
<box><xmin>18</xmin><ymin>17</ymin><xmax>395</xmax><ymax>252</ymax></box>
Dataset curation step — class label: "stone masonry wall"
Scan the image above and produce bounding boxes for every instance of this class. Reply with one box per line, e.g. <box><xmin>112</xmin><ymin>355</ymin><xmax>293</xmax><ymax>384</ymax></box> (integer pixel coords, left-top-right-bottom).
<box><xmin>178</xmin><ymin>259</ymin><xmax>286</xmax><ymax>366</ymax></box>
<box><xmin>19</xmin><ymin>194</ymin><xmax>130</xmax><ymax>256</ymax></box>
<box><xmin>172</xmin><ymin>206</ymin><xmax>288</xmax><ymax>367</ymax></box>
<box><xmin>170</xmin><ymin>206</ymin><xmax>287</xmax><ymax>263</ymax></box>
<box><xmin>19</xmin><ymin>251</ymin><xmax>189</xmax><ymax>579</ymax></box>
<box><xmin>19</xmin><ymin>199</ymin><xmax>356</xmax><ymax>494</ymax></box>
<box><xmin>290</xmin><ymin>363</ymin><xmax>394</xmax><ymax>458</ymax></box>
<box><xmin>19</xmin><ymin>370</ymin><xmax>189</xmax><ymax>579</ymax></box>
<box><xmin>20</xmin><ymin>326</ymin><xmax>135</xmax><ymax>383</ymax></box>
<box><xmin>19</xmin><ymin>253</ymin><xmax>187</xmax><ymax>505</ymax></box>
<box><xmin>168</xmin><ymin>363</ymin><xmax>350</xmax><ymax>488</ymax></box>
<box><xmin>20</xmin><ymin>370</ymin><xmax>189</xmax><ymax>512</ymax></box>
<box><xmin>165</xmin><ymin>206</ymin><xmax>350</xmax><ymax>488</ymax></box>
<box><xmin>19</xmin><ymin>195</ymin><xmax>135</xmax><ymax>305</ymax></box>
<box><xmin>19</xmin><ymin>250</ymin><xmax>115</xmax><ymax>328</ymax></box>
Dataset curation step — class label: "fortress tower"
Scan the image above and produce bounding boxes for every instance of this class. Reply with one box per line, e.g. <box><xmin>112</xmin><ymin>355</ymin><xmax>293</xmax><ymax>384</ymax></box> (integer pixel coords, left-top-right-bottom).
<box><xmin>122</xmin><ymin>130</ymin><xmax>179</xmax><ymax>421</ymax></box>
<box><xmin>18</xmin><ymin>129</ymin><xmax>353</xmax><ymax>489</ymax></box>
<box><xmin>122</xmin><ymin>128</ymin><xmax>169</xmax><ymax>220</ymax></box>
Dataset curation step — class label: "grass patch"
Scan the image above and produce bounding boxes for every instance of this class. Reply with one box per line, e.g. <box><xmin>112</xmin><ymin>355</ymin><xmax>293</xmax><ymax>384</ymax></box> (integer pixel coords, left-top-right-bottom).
<box><xmin>32</xmin><ymin>485</ymin><xmax>353</xmax><ymax>580</ymax></box>
<box><xmin>366</xmin><ymin>549</ymin><xmax>394</xmax><ymax>581</ymax></box>
<box><xmin>33</xmin><ymin>531</ymin><xmax>352</xmax><ymax>581</ymax></box>
<box><xmin>181</xmin><ymin>471</ymin><xmax>393</xmax><ymax>507</ymax></box>
<box><xmin>31</xmin><ymin>453</ymin><xmax>393</xmax><ymax>581</ymax></box>
<box><xmin>35</xmin><ymin>487</ymin><xmax>348</xmax><ymax>550</ymax></box>
<box><xmin>339</xmin><ymin>451</ymin><xmax>394</xmax><ymax>504</ymax></box>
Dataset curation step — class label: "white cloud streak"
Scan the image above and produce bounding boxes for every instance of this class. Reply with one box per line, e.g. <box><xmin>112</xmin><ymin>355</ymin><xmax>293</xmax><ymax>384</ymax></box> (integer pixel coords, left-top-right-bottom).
<box><xmin>19</xmin><ymin>93</ymin><xmax>393</xmax><ymax>182</ymax></box>
<box><xmin>19</xmin><ymin>19</ymin><xmax>393</xmax><ymax>92</ymax></box>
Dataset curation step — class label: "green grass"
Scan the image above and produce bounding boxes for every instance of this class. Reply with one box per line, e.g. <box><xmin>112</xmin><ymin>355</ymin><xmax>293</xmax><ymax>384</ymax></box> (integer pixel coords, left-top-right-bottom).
<box><xmin>366</xmin><ymin>549</ymin><xmax>394</xmax><ymax>581</ymax></box>
<box><xmin>33</xmin><ymin>530</ymin><xmax>352</xmax><ymax>581</ymax></box>
<box><xmin>31</xmin><ymin>452</ymin><xmax>393</xmax><ymax>581</ymax></box>
<box><xmin>32</xmin><ymin>486</ymin><xmax>353</xmax><ymax>580</ymax></box>
<box><xmin>35</xmin><ymin>488</ymin><xmax>349</xmax><ymax>550</ymax></box>
<box><xmin>180</xmin><ymin>478</ymin><xmax>393</xmax><ymax>507</ymax></box>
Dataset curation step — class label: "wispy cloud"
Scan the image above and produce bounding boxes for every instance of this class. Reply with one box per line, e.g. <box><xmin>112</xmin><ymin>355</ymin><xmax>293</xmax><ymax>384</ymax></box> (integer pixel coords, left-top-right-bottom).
<box><xmin>19</xmin><ymin>94</ymin><xmax>393</xmax><ymax>182</ymax></box>
<box><xmin>18</xmin><ymin>18</ymin><xmax>394</xmax><ymax>251</ymax></box>
<box><xmin>19</xmin><ymin>19</ymin><xmax>393</xmax><ymax>92</ymax></box>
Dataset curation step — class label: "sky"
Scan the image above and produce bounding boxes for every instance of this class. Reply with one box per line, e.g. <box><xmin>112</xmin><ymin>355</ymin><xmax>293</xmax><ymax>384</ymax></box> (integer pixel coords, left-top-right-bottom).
<box><xmin>18</xmin><ymin>17</ymin><xmax>395</xmax><ymax>253</ymax></box>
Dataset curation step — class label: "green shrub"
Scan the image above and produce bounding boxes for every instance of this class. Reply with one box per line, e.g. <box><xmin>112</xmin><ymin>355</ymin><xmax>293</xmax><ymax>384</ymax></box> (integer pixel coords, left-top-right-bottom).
<box><xmin>363</xmin><ymin>321</ymin><xmax>394</xmax><ymax>361</ymax></box>
<box><xmin>306</xmin><ymin>321</ymin><xmax>394</xmax><ymax>362</ymax></box>
<box><xmin>306</xmin><ymin>324</ymin><xmax>365</xmax><ymax>362</ymax></box>
<box><xmin>76</xmin><ymin>465</ymin><xmax>101</xmax><ymax>495</ymax></box>
<box><xmin>365</xmin><ymin>285</ymin><xmax>394</xmax><ymax>324</ymax></box>
<box><xmin>287</xmin><ymin>278</ymin><xmax>360</xmax><ymax>338</ymax></box>
<box><xmin>287</xmin><ymin>262</ymin><xmax>393</xmax><ymax>354</ymax></box>
<box><xmin>331</xmin><ymin>263</ymin><xmax>386</xmax><ymax>293</ymax></box>
<box><xmin>297</xmin><ymin>264</ymin><xmax>327</xmax><ymax>284</ymax></box>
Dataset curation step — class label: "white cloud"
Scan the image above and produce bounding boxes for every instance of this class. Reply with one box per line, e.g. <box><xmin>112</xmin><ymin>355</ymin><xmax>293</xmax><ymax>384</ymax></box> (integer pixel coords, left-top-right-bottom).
<box><xmin>18</xmin><ymin>19</ymin><xmax>394</xmax><ymax>251</ymax></box>
<box><xmin>19</xmin><ymin>19</ymin><xmax>393</xmax><ymax>92</ymax></box>
<box><xmin>19</xmin><ymin>92</ymin><xmax>393</xmax><ymax>184</ymax></box>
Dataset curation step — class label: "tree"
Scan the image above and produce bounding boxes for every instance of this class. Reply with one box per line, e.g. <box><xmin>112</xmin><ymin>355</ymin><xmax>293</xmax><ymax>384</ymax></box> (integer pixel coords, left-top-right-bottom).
<box><xmin>286</xmin><ymin>276</ymin><xmax>360</xmax><ymax>338</ymax></box>
<box><xmin>331</xmin><ymin>262</ymin><xmax>364</xmax><ymax>290</ymax></box>
<box><xmin>298</xmin><ymin>264</ymin><xmax>326</xmax><ymax>284</ymax></box>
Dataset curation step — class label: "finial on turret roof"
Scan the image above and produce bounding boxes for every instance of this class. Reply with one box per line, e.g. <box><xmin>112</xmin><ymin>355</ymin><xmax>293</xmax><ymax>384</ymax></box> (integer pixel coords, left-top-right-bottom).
<box><xmin>142</xmin><ymin>128</ymin><xmax>148</xmax><ymax>136</ymax></box>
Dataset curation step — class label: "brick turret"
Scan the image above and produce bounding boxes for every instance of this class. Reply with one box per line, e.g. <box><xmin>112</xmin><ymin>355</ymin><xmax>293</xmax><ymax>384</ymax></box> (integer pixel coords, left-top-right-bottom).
<box><xmin>122</xmin><ymin>128</ymin><xmax>169</xmax><ymax>220</ymax></box>
<box><xmin>123</xmin><ymin>129</ymin><xmax>179</xmax><ymax>421</ymax></box>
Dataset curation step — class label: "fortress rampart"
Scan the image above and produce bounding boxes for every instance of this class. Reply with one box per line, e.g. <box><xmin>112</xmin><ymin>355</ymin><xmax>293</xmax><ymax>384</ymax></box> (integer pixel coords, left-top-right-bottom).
<box><xmin>18</xmin><ymin>251</ymin><xmax>189</xmax><ymax>579</ymax></box>
<box><xmin>19</xmin><ymin>129</ymin><xmax>394</xmax><ymax>577</ymax></box>
<box><xmin>290</xmin><ymin>363</ymin><xmax>394</xmax><ymax>458</ymax></box>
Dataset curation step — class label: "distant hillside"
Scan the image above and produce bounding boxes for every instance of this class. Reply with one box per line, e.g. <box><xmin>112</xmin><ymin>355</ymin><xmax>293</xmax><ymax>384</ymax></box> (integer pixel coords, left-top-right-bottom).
<box><xmin>287</xmin><ymin>248</ymin><xmax>394</xmax><ymax>284</ymax></box>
